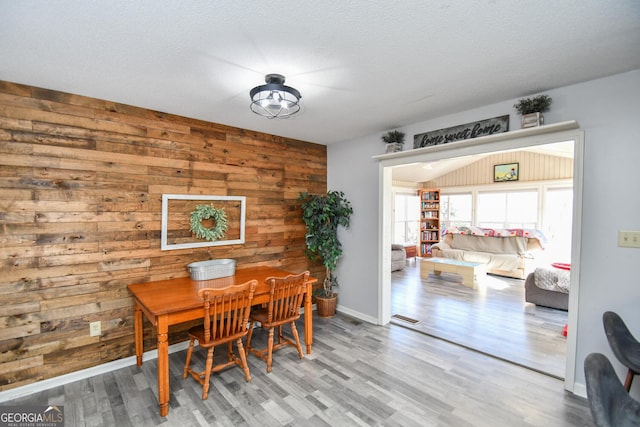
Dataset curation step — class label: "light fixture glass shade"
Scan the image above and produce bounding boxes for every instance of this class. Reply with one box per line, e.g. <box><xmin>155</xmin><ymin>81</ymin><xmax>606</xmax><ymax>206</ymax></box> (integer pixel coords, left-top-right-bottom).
<box><xmin>250</xmin><ymin>74</ymin><xmax>301</xmax><ymax>119</ymax></box>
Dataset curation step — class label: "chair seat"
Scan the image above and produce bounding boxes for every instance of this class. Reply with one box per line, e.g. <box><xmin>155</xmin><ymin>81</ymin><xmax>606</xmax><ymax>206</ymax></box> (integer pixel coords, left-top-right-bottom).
<box><xmin>250</xmin><ymin>306</ymin><xmax>301</xmax><ymax>327</ymax></box>
<box><xmin>187</xmin><ymin>323</ymin><xmax>247</xmax><ymax>349</ymax></box>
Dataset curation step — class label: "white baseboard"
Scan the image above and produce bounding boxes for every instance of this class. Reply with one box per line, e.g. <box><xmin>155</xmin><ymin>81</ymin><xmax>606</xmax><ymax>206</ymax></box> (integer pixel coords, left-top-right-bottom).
<box><xmin>0</xmin><ymin>341</ymin><xmax>190</xmax><ymax>403</ymax></box>
<box><xmin>572</xmin><ymin>382</ymin><xmax>587</xmax><ymax>398</ymax></box>
<box><xmin>337</xmin><ymin>305</ymin><xmax>378</xmax><ymax>325</ymax></box>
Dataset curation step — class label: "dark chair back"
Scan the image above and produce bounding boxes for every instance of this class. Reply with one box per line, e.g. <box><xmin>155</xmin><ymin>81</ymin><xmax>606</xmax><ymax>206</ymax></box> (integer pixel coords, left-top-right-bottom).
<box><xmin>584</xmin><ymin>352</ymin><xmax>640</xmax><ymax>427</ymax></box>
<box><xmin>603</xmin><ymin>311</ymin><xmax>640</xmax><ymax>391</ymax></box>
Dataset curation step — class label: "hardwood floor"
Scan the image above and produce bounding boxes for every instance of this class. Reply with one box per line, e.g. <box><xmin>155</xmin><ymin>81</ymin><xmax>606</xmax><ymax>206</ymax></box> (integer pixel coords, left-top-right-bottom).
<box><xmin>4</xmin><ymin>313</ymin><xmax>592</xmax><ymax>426</ymax></box>
<box><xmin>391</xmin><ymin>261</ymin><xmax>568</xmax><ymax>379</ymax></box>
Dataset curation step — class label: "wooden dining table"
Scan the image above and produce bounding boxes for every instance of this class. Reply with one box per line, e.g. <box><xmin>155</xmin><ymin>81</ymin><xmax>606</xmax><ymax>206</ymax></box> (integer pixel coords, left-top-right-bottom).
<box><xmin>127</xmin><ymin>266</ymin><xmax>317</xmax><ymax>417</ymax></box>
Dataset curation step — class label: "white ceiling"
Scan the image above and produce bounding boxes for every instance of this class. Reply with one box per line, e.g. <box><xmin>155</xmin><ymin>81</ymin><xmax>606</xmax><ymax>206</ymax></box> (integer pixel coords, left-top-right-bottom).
<box><xmin>1</xmin><ymin>1</ymin><xmax>639</xmax><ymax>146</ymax></box>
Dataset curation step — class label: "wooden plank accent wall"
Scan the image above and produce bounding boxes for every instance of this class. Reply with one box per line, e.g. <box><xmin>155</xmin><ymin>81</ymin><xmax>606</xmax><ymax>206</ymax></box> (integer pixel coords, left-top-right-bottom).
<box><xmin>0</xmin><ymin>80</ymin><xmax>327</xmax><ymax>392</ymax></box>
<box><xmin>427</xmin><ymin>150</ymin><xmax>573</xmax><ymax>188</ymax></box>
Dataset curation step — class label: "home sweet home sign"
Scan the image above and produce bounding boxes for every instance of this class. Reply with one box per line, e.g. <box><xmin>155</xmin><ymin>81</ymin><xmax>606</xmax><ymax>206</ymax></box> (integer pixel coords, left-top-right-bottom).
<box><xmin>413</xmin><ymin>115</ymin><xmax>509</xmax><ymax>149</ymax></box>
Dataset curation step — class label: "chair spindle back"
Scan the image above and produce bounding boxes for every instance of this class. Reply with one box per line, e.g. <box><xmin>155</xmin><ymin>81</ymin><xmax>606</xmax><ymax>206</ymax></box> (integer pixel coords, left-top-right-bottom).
<box><xmin>198</xmin><ymin>280</ymin><xmax>257</xmax><ymax>344</ymax></box>
<box><xmin>265</xmin><ymin>271</ymin><xmax>309</xmax><ymax>324</ymax></box>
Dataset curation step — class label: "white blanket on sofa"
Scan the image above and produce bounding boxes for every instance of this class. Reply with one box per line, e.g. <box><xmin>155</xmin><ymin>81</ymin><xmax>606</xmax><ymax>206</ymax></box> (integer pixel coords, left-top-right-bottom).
<box><xmin>534</xmin><ymin>268</ymin><xmax>570</xmax><ymax>293</ymax></box>
<box><xmin>435</xmin><ymin>247</ymin><xmax>521</xmax><ymax>271</ymax></box>
<box><xmin>433</xmin><ymin>233</ymin><xmax>530</xmax><ymax>272</ymax></box>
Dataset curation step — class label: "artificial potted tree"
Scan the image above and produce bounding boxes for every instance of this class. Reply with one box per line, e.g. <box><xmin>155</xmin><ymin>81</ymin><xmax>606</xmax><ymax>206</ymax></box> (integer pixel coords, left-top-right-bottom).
<box><xmin>382</xmin><ymin>130</ymin><xmax>406</xmax><ymax>153</ymax></box>
<box><xmin>513</xmin><ymin>94</ymin><xmax>552</xmax><ymax>128</ymax></box>
<box><xmin>298</xmin><ymin>190</ymin><xmax>353</xmax><ymax>317</ymax></box>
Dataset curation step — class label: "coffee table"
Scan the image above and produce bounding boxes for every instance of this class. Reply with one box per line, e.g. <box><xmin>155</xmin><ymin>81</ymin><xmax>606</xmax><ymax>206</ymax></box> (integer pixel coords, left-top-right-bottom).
<box><xmin>420</xmin><ymin>257</ymin><xmax>485</xmax><ymax>289</ymax></box>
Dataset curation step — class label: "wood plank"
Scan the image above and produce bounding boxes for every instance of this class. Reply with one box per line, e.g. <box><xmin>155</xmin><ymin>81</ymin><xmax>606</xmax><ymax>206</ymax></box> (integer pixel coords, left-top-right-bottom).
<box><xmin>0</xmin><ymin>81</ymin><xmax>32</xmax><ymax>97</ymax></box>
<box><xmin>0</xmin><ymin>79</ymin><xmax>326</xmax><ymax>392</ymax></box>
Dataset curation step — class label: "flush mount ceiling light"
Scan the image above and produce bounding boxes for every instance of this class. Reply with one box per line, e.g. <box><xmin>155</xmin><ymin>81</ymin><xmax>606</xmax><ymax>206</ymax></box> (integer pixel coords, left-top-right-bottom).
<box><xmin>249</xmin><ymin>74</ymin><xmax>301</xmax><ymax>119</ymax></box>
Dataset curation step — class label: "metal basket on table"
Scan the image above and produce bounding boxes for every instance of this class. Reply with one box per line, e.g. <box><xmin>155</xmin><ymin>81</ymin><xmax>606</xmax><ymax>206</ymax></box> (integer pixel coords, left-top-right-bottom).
<box><xmin>187</xmin><ymin>259</ymin><xmax>236</xmax><ymax>280</ymax></box>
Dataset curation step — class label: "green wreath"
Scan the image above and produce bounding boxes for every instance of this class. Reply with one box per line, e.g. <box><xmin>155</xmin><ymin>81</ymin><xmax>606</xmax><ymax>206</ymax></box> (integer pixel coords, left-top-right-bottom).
<box><xmin>189</xmin><ymin>204</ymin><xmax>229</xmax><ymax>241</ymax></box>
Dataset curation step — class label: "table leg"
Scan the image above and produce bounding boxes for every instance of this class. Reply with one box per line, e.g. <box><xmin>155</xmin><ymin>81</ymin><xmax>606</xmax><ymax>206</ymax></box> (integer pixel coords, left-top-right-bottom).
<box><xmin>134</xmin><ymin>301</ymin><xmax>143</xmax><ymax>366</ymax></box>
<box><xmin>304</xmin><ymin>281</ymin><xmax>313</xmax><ymax>354</ymax></box>
<box><xmin>461</xmin><ymin>269</ymin><xmax>474</xmax><ymax>288</ymax></box>
<box><xmin>156</xmin><ymin>315</ymin><xmax>169</xmax><ymax>417</ymax></box>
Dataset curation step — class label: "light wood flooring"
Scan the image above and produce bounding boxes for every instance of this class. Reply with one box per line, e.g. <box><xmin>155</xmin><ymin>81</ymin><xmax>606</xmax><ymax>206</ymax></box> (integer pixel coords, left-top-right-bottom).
<box><xmin>391</xmin><ymin>261</ymin><xmax>568</xmax><ymax>379</ymax></box>
<box><xmin>4</xmin><ymin>313</ymin><xmax>592</xmax><ymax>426</ymax></box>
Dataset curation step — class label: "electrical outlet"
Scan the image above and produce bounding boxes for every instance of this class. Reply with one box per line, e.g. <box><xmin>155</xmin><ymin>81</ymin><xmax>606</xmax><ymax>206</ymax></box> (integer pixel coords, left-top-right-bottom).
<box><xmin>89</xmin><ymin>321</ymin><xmax>101</xmax><ymax>337</ymax></box>
<box><xmin>618</xmin><ymin>230</ymin><xmax>640</xmax><ymax>248</ymax></box>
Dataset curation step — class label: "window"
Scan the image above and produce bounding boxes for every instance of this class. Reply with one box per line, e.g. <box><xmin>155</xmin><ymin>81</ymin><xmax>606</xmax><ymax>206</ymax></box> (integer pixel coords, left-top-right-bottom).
<box><xmin>477</xmin><ymin>190</ymin><xmax>538</xmax><ymax>229</ymax></box>
<box><xmin>394</xmin><ymin>193</ymin><xmax>419</xmax><ymax>244</ymax></box>
<box><xmin>542</xmin><ymin>187</ymin><xmax>573</xmax><ymax>262</ymax></box>
<box><xmin>440</xmin><ymin>193</ymin><xmax>472</xmax><ymax>231</ymax></box>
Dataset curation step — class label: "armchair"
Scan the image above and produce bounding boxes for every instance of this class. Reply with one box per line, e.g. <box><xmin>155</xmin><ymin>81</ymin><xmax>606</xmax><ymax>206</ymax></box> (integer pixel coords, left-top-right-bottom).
<box><xmin>391</xmin><ymin>244</ymin><xmax>406</xmax><ymax>271</ymax></box>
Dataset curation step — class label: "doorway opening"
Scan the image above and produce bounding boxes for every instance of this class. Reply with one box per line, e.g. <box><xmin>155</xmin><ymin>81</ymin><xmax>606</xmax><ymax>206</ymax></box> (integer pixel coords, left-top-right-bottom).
<box><xmin>377</xmin><ymin>123</ymin><xmax>584</xmax><ymax>391</ymax></box>
<box><xmin>390</xmin><ymin>147</ymin><xmax>573</xmax><ymax>378</ymax></box>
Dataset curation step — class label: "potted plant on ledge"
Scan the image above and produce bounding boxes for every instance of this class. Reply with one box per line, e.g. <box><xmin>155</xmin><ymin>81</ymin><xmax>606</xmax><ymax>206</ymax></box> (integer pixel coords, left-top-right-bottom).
<box><xmin>513</xmin><ymin>94</ymin><xmax>552</xmax><ymax>128</ymax></box>
<box><xmin>298</xmin><ymin>190</ymin><xmax>353</xmax><ymax>317</ymax></box>
<box><xmin>382</xmin><ymin>130</ymin><xmax>406</xmax><ymax>153</ymax></box>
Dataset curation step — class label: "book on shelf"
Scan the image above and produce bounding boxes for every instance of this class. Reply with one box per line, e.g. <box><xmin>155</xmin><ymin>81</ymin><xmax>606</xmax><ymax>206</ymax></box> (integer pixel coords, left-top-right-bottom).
<box><xmin>421</xmin><ymin>202</ymin><xmax>440</xmax><ymax>210</ymax></box>
<box><xmin>420</xmin><ymin>191</ymin><xmax>439</xmax><ymax>201</ymax></box>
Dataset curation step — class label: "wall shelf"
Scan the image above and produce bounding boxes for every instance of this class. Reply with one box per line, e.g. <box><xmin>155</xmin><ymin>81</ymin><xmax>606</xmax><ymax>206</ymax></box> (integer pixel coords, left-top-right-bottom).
<box><xmin>372</xmin><ymin>120</ymin><xmax>579</xmax><ymax>161</ymax></box>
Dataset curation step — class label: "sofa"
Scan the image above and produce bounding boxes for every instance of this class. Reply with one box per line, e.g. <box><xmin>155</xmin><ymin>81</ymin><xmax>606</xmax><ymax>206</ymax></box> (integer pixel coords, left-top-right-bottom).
<box><xmin>391</xmin><ymin>244</ymin><xmax>406</xmax><ymax>271</ymax></box>
<box><xmin>524</xmin><ymin>267</ymin><xmax>569</xmax><ymax>310</ymax></box>
<box><xmin>431</xmin><ymin>227</ymin><xmax>545</xmax><ymax>279</ymax></box>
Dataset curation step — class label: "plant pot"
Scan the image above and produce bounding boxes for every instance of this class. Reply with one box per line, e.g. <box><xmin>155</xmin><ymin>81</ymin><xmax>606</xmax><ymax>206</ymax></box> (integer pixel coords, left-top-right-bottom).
<box><xmin>315</xmin><ymin>293</ymin><xmax>337</xmax><ymax>318</ymax></box>
<box><xmin>521</xmin><ymin>112</ymin><xmax>544</xmax><ymax>128</ymax></box>
<box><xmin>385</xmin><ymin>142</ymin><xmax>403</xmax><ymax>153</ymax></box>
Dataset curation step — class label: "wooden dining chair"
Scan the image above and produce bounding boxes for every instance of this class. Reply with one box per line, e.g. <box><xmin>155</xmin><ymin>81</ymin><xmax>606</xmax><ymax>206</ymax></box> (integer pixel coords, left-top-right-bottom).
<box><xmin>183</xmin><ymin>280</ymin><xmax>257</xmax><ymax>400</ymax></box>
<box><xmin>245</xmin><ymin>271</ymin><xmax>309</xmax><ymax>373</ymax></box>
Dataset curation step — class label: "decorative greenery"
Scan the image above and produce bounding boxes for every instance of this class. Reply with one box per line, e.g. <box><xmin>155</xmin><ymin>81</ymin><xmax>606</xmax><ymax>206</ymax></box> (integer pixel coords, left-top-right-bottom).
<box><xmin>513</xmin><ymin>95</ymin><xmax>552</xmax><ymax>115</ymax></box>
<box><xmin>298</xmin><ymin>191</ymin><xmax>353</xmax><ymax>298</ymax></box>
<box><xmin>189</xmin><ymin>204</ymin><xmax>228</xmax><ymax>241</ymax></box>
<box><xmin>381</xmin><ymin>130</ymin><xmax>406</xmax><ymax>145</ymax></box>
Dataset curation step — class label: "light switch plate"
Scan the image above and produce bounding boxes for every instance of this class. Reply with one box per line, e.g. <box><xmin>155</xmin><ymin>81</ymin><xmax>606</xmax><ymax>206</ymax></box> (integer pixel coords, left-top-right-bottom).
<box><xmin>618</xmin><ymin>230</ymin><xmax>640</xmax><ymax>248</ymax></box>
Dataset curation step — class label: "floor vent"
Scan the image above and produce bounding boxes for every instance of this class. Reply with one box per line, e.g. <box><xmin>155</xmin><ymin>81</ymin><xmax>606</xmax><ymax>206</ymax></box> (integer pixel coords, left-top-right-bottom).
<box><xmin>391</xmin><ymin>314</ymin><xmax>419</xmax><ymax>324</ymax></box>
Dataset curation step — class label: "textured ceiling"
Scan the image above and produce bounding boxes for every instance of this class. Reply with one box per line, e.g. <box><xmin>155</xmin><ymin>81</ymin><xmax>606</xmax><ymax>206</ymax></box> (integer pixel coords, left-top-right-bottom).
<box><xmin>1</xmin><ymin>1</ymin><xmax>639</xmax><ymax>145</ymax></box>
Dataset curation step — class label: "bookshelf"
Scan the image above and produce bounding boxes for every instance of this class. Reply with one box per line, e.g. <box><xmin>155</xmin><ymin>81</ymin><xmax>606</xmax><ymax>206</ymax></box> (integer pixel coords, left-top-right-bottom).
<box><xmin>418</xmin><ymin>188</ymin><xmax>440</xmax><ymax>257</ymax></box>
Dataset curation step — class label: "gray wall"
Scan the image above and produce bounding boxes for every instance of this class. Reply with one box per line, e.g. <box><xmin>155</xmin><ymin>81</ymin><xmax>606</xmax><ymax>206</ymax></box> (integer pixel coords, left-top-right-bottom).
<box><xmin>328</xmin><ymin>69</ymin><xmax>640</xmax><ymax>395</ymax></box>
